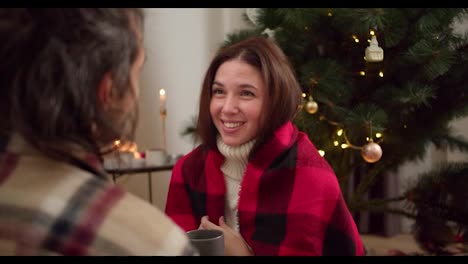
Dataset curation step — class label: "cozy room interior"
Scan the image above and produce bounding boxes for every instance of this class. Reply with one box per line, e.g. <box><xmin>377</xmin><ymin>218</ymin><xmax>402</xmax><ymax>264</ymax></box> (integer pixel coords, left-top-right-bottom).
<box><xmin>110</xmin><ymin>8</ymin><xmax>468</xmax><ymax>256</ymax></box>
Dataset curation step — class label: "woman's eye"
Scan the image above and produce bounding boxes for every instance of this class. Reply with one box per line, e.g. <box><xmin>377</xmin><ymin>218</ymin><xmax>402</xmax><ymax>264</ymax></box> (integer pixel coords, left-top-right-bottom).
<box><xmin>241</xmin><ymin>90</ymin><xmax>254</xmax><ymax>96</ymax></box>
<box><xmin>212</xmin><ymin>88</ymin><xmax>224</xmax><ymax>95</ymax></box>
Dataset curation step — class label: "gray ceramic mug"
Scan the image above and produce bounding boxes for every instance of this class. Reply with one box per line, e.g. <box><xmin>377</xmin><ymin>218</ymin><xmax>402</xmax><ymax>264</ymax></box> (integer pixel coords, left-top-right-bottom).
<box><xmin>187</xmin><ymin>229</ymin><xmax>224</xmax><ymax>256</ymax></box>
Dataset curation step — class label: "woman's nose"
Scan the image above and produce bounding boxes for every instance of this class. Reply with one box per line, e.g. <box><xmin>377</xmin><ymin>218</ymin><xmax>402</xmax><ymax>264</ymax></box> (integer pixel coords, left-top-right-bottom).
<box><xmin>221</xmin><ymin>96</ymin><xmax>239</xmax><ymax>114</ymax></box>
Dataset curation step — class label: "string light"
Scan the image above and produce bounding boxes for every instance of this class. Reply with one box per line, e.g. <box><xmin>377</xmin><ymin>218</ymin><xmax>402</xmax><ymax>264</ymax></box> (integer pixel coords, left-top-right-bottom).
<box><xmin>379</xmin><ymin>71</ymin><xmax>384</xmax><ymax>77</ymax></box>
<box><xmin>337</xmin><ymin>129</ymin><xmax>343</xmax><ymax>136</ymax></box>
<box><xmin>359</xmin><ymin>71</ymin><xmax>366</xmax><ymax>76</ymax></box>
<box><xmin>310</xmin><ymin>78</ymin><xmax>319</xmax><ymax>85</ymax></box>
<box><xmin>318</xmin><ymin>150</ymin><xmax>325</xmax><ymax>157</ymax></box>
<box><xmin>318</xmin><ymin>116</ymin><xmax>384</xmax><ymax>162</ymax></box>
<box><xmin>352</xmin><ymin>35</ymin><xmax>360</xmax><ymax>43</ymax></box>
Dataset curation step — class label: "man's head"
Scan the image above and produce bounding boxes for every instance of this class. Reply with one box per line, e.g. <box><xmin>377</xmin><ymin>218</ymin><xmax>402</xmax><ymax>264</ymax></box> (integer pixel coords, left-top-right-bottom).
<box><xmin>0</xmin><ymin>8</ymin><xmax>145</xmax><ymax>161</ymax></box>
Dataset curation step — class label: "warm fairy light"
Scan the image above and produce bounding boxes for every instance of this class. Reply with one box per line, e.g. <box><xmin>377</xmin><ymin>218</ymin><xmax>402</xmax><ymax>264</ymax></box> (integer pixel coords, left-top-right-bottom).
<box><xmin>366</xmin><ymin>137</ymin><xmax>370</xmax><ymax>142</ymax></box>
<box><xmin>337</xmin><ymin>129</ymin><xmax>343</xmax><ymax>136</ymax></box>
<box><xmin>327</xmin><ymin>12</ymin><xmax>333</xmax><ymax>16</ymax></box>
<box><xmin>376</xmin><ymin>133</ymin><xmax>382</xmax><ymax>138</ymax></box>
<box><xmin>379</xmin><ymin>71</ymin><xmax>384</xmax><ymax>77</ymax></box>
<box><xmin>352</xmin><ymin>35</ymin><xmax>360</xmax><ymax>43</ymax></box>
<box><xmin>127</xmin><ymin>143</ymin><xmax>141</xmax><ymax>159</ymax></box>
<box><xmin>318</xmin><ymin>150</ymin><xmax>325</xmax><ymax>157</ymax></box>
<box><xmin>341</xmin><ymin>143</ymin><xmax>349</xmax><ymax>149</ymax></box>
<box><xmin>114</xmin><ymin>140</ymin><xmax>140</xmax><ymax>158</ymax></box>
<box><xmin>370</xmin><ymin>30</ymin><xmax>375</xmax><ymax>36</ymax></box>
<box><xmin>128</xmin><ymin>143</ymin><xmax>137</xmax><ymax>152</ymax></box>
<box><xmin>360</xmin><ymin>71</ymin><xmax>366</xmax><ymax>76</ymax></box>
<box><xmin>133</xmin><ymin>151</ymin><xmax>142</xmax><ymax>159</ymax></box>
<box><xmin>404</xmin><ymin>124</ymin><xmax>408</xmax><ymax>128</ymax></box>
<box><xmin>334</xmin><ymin>140</ymin><xmax>339</xmax><ymax>146</ymax></box>
<box><xmin>302</xmin><ymin>93</ymin><xmax>307</xmax><ymax>98</ymax></box>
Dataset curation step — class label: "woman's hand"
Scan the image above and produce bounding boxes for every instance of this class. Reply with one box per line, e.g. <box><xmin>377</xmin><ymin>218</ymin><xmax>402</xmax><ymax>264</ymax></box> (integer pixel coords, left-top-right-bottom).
<box><xmin>199</xmin><ymin>215</ymin><xmax>254</xmax><ymax>256</ymax></box>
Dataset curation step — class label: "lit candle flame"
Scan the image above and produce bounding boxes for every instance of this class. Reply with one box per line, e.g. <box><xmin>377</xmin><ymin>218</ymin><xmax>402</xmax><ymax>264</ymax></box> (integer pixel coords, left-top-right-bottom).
<box><xmin>159</xmin><ymin>89</ymin><xmax>166</xmax><ymax>111</ymax></box>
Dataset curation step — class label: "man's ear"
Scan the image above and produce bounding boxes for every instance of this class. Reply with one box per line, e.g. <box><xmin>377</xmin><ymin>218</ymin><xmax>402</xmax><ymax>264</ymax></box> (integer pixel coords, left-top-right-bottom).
<box><xmin>97</xmin><ymin>72</ymin><xmax>113</xmax><ymax>107</ymax></box>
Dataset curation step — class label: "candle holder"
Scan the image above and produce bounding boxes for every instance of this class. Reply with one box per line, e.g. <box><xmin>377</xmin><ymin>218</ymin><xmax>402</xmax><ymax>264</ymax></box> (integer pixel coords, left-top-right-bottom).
<box><xmin>160</xmin><ymin>107</ymin><xmax>167</xmax><ymax>151</ymax></box>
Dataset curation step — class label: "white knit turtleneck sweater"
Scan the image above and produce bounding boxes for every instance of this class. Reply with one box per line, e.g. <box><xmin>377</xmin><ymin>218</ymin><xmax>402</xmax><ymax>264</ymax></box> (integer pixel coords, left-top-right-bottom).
<box><xmin>216</xmin><ymin>136</ymin><xmax>255</xmax><ymax>233</ymax></box>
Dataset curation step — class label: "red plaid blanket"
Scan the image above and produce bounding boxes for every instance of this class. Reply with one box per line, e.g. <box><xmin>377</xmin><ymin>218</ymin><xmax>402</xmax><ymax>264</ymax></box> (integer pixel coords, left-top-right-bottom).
<box><xmin>166</xmin><ymin>121</ymin><xmax>364</xmax><ymax>256</ymax></box>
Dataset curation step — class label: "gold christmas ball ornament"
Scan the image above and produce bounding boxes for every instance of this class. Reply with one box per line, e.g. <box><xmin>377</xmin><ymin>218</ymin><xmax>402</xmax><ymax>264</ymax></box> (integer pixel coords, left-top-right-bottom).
<box><xmin>361</xmin><ymin>141</ymin><xmax>383</xmax><ymax>163</ymax></box>
<box><xmin>305</xmin><ymin>100</ymin><xmax>319</xmax><ymax>114</ymax></box>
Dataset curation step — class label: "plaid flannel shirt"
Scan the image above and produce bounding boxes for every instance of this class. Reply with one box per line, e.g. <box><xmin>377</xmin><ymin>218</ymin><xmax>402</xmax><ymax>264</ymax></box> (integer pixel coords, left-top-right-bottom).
<box><xmin>165</xmin><ymin>121</ymin><xmax>365</xmax><ymax>256</ymax></box>
<box><xmin>0</xmin><ymin>133</ymin><xmax>197</xmax><ymax>256</ymax></box>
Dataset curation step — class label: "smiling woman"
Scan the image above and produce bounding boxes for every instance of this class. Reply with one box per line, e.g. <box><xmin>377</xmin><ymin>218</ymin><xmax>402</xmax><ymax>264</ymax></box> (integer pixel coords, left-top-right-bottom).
<box><xmin>165</xmin><ymin>36</ymin><xmax>365</xmax><ymax>256</ymax></box>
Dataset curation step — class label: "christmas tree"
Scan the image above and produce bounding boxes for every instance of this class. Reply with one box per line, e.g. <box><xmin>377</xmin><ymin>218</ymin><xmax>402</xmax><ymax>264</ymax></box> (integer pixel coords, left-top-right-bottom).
<box><xmin>221</xmin><ymin>8</ymin><xmax>468</xmax><ymax>254</ymax></box>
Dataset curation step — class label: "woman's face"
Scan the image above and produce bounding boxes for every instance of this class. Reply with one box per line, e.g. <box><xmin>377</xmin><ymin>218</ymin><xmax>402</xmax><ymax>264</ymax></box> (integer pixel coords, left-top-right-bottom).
<box><xmin>210</xmin><ymin>59</ymin><xmax>266</xmax><ymax>147</ymax></box>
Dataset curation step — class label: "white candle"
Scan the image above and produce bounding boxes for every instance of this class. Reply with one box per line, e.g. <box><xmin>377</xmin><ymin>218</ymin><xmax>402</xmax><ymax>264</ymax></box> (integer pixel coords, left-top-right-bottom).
<box><xmin>159</xmin><ymin>89</ymin><xmax>166</xmax><ymax>112</ymax></box>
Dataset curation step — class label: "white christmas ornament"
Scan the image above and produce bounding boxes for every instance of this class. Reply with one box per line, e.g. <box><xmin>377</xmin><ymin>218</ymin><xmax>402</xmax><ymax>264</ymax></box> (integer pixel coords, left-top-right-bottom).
<box><xmin>262</xmin><ymin>28</ymin><xmax>275</xmax><ymax>39</ymax></box>
<box><xmin>365</xmin><ymin>35</ymin><xmax>384</xmax><ymax>62</ymax></box>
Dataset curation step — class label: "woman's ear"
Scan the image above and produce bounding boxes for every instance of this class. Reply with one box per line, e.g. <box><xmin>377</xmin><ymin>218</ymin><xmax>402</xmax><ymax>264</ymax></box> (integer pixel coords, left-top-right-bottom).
<box><xmin>97</xmin><ymin>72</ymin><xmax>113</xmax><ymax>107</ymax></box>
